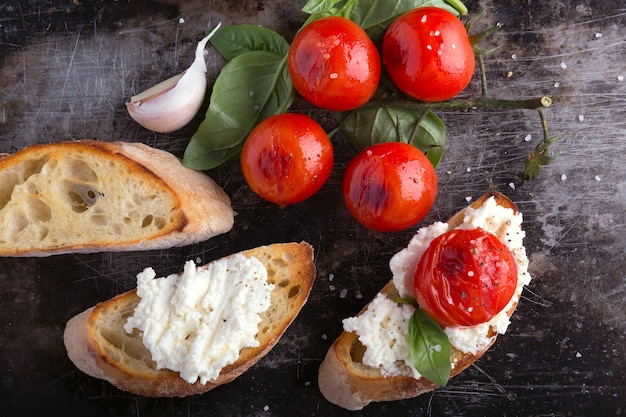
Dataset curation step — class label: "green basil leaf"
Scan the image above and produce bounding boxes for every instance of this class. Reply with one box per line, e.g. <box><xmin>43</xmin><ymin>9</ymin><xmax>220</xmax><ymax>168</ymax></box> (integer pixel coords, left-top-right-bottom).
<box><xmin>408</xmin><ymin>309</ymin><xmax>451</xmax><ymax>387</ymax></box>
<box><xmin>210</xmin><ymin>25</ymin><xmax>290</xmax><ymax>61</ymax></box>
<box><xmin>341</xmin><ymin>107</ymin><xmax>446</xmax><ymax>167</ymax></box>
<box><xmin>183</xmin><ymin>51</ymin><xmax>294</xmax><ymax>170</ymax></box>
<box><xmin>350</xmin><ymin>0</ymin><xmax>463</xmax><ymax>39</ymax></box>
<box><xmin>302</xmin><ymin>0</ymin><xmax>355</xmax><ymax>16</ymax></box>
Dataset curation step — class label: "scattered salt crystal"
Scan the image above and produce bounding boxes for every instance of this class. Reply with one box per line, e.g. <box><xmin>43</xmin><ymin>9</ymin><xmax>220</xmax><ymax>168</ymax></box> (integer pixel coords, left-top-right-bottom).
<box><xmin>578</xmin><ymin>115</ymin><xmax>585</xmax><ymax>122</ymax></box>
<box><xmin>511</xmin><ymin>53</ymin><xmax>517</xmax><ymax>60</ymax></box>
<box><xmin>329</xmin><ymin>285</ymin><xmax>335</xmax><ymax>291</ymax></box>
<box><xmin>595</xmin><ymin>32</ymin><xmax>602</xmax><ymax>38</ymax></box>
<box><xmin>195</xmin><ymin>257</ymin><xmax>202</xmax><ymax>264</ymax></box>
<box><xmin>465</xmin><ymin>196</ymin><xmax>473</xmax><ymax>202</ymax></box>
<box><xmin>339</xmin><ymin>288</ymin><xmax>348</xmax><ymax>298</ymax></box>
<box><xmin>618</xmin><ymin>75</ymin><xmax>624</xmax><ymax>82</ymax></box>
<box><xmin>263</xmin><ymin>405</ymin><xmax>270</xmax><ymax>411</ymax></box>
<box><xmin>356</xmin><ymin>291</ymin><xmax>363</xmax><ymax>299</ymax></box>
<box><xmin>321</xmin><ymin>334</ymin><xmax>328</xmax><ymax>340</ymax></box>
<box><xmin>560</xmin><ymin>62</ymin><xmax>568</xmax><ymax>69</ymax></box>
<box><xmin>179</xmin><ymin>18</ymin><xmax>185</xmax><ymax>24</ymax></box>
<box><xmin>554</xmin><ymin>81</ymin><xmax>560</xmax><ymax>88</ymax></box>
<box><xmin>576</xmin><ymin>352</ymin><xmax>583</xmax><ymax>358</ymax></box>
<box><xmin>524</xmin><ymin>134</ymin><xmax>532</xmax><ymax>142</ymax></box>
<box><xmin>509</xmin><ymin>182</ymin><xmax>516</xmax><ymax>190</ymax></box>
<box><xmin>561</xmin><ymin>174</ymin><xmax>567</xmax><ymax>181</ymax></box>
<box><xmin>466</xmin><ymin>167</ymin><xmax>472</xmax><ymax>173</ymax></box>
<box><xmin>328</xmin><ymin>273</ymin><xmax>334</xmax><ymax>282</ymax></box>
<box><xmin>496</xmin><ymin>22</ymin><xmax>503</xmax><ymax>27</ymax></box>
<box><xmin>304</xmin><ymin>381</ymin><xmax>311</xmax><ymax>386</ymax></box>
<box><xmin>329</xmin><ymin>72</ymin><xmax>338</xmax><ymax>79</ymax></box>
<box><xmin>595</xmin><ymin>175</ymin><xmax>602</xmax><ymax>181</ymax></box>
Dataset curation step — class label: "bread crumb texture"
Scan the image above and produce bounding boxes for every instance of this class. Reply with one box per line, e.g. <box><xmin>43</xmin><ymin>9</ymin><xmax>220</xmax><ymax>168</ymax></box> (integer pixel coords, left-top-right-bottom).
<box><xmin>0</xmin><ymin>142</ymin><xmax>182</xmax><ymax>252</ymax></box>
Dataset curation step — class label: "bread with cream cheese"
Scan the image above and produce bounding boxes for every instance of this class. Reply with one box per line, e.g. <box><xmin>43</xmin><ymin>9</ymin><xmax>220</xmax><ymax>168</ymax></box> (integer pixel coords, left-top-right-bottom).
<box><xmin>318</xmin><ymin>191</ymin><xmax>529</xmax><ymax>410</ymax></box>
<box><xmin>63</xmin><ymin>241</ymin><xmax>316</xmax><ymax>397</ymax></box>
<box><xmin>0</xmin><ymin>140</ymin><xmax>233</xmax><ymax>256</ymax></box>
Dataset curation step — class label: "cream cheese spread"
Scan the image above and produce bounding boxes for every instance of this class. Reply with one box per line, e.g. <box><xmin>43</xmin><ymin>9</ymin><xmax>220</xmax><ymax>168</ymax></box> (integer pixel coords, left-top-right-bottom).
<box><xmin>124</xmin><ymin>254</ymin><xmax>273</xmax><ymax>384</ymax></box>
<box><xmin>342</xmin><ymin>196</ymin><xmax>531</xmax><ymax>378</ymax></box>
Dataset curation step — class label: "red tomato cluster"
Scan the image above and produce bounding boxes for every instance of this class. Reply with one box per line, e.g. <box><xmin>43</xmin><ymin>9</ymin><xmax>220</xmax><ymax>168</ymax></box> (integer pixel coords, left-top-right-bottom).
<box><xmin>241</xmin><ymin>7</ymin><xmax>475</xmax><ymax>231</ymax></box>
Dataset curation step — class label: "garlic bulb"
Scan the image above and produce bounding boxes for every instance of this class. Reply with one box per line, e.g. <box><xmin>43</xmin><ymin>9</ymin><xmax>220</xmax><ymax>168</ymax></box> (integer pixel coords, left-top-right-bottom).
<box><xmin>126</xmin><ymin>23</ymin><xmax>222</xmax><ymax>133</ymax></box>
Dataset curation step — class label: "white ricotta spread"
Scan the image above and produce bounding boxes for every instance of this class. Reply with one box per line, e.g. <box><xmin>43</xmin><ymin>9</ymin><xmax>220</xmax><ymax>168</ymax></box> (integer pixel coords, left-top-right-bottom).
<box><xmin>124</xmin><ymin>254</ymin><xmax>273</xmax><ymax>385</ymax></box>
<box><xmin>343</xmin><ymin>196</ymin><xmax>531</xmax><ymax>378</ymax></box>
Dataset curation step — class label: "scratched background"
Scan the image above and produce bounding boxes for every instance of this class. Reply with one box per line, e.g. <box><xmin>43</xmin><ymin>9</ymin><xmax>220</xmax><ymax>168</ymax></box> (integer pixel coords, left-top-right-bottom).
<box><xmin>0</xmin><ymin>0</ymin><xmax>624</xmax><ymax>416</ymax></box>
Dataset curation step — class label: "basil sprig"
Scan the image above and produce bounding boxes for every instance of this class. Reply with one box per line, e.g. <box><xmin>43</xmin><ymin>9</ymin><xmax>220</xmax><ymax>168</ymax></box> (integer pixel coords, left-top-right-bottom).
<box><xmin>397</xmin><ymin>297</ymin><xmax>452</xmax><ymax>386</ymax></box>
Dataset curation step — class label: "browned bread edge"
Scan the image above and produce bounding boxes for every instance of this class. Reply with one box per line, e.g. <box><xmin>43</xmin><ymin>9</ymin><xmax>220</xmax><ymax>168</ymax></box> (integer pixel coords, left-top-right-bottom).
<box><xmin>0</xmin><ymin>140</ymin><xmax>234</xmax><ymax>256</ymax></box>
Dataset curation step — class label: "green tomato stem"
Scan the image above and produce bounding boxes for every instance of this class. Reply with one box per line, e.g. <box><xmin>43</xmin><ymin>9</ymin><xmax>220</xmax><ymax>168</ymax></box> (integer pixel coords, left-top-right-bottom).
<box><xmin>445</xmin><ymin>0</ymin><xmax>469</xmax><ymax>16</ymax></box>
<box><xmin>365</xmin><ymin>95</ymin><xmax>552</xmax><ymax>112</ymax></box>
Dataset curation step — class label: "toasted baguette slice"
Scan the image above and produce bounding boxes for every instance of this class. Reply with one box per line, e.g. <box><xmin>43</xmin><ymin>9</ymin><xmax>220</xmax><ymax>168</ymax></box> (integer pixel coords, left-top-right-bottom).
<box><xmin>0</xmin><ymin>140</ymin><xmax>233</xmax><ymax>256</ymax></box>
<box><xmin>318</xmin><ymin>191</ymin><xmax>524</xmax><ymax>410</ymax></box>
<box><xmin>64</xmin><ymin>242</ymin><xmax>316</xmax><ymax>397</ymax></box>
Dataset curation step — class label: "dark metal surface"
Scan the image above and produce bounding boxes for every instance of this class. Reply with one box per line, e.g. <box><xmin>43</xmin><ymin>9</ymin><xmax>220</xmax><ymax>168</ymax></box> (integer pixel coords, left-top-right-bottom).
<box><xmin>0</xmin><ymin>1</ymin><xmax>624</xmax><ymax>416</ymax></box>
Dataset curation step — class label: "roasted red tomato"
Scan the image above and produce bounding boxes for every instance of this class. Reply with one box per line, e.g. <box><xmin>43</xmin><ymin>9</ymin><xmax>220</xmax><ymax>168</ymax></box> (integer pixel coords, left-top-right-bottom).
<box><xmin>382</xmin><ymin>6</ymin><xmax>475</xmax><ymax>102</ymax></box>
<box><xmin>241</xmin><ymin>113</ymin><xmax>334</xmax><ymax>207</ymax></box>
<box><xmin>342</xmin><ymin>142</ymin><xmax>437</xmax><ymax>232</ymax></box>
<box><xmin>414</xmin><ymin>228</ymin><xmax>518</xmax><ymax>327</ymax></box>
<box><xmin>287</xmin><ymin>16</ymin><xmax>381</xmax><ymax>111</ymax></box>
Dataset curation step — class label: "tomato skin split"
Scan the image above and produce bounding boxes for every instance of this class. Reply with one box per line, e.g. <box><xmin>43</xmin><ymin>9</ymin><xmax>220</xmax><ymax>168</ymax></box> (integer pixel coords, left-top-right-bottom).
<box><xmin>342</xmin><ymin>142</ymin><xmax>438</xmax><ymax>232</ymax></box>
<box><xmin>288</xmin><ymin>16</ymin><xmax>381</xmax><ymax>111</ymax></box>
<box><xmin>241</xmin><ymin>113</ymin><xmax>334</xmax><ymax>207</ymax></box>
<box><xmin>413</xmin><ymin>228</ymin><xmax>518</xmax><ymax>327</ymax></box>
<box><xmin>382</xmin><ymin>7</ymin><xmax>475</xmax><ymax>102</ymax></box>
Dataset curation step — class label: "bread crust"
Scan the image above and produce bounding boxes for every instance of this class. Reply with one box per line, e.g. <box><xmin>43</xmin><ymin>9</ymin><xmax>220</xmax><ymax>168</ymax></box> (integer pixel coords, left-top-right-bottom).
<box><xmin>318</xmin><ymin>191</ymin><xmax>521</xmax><ymax>410</ymax></box>
<box><xmin>0</xmin><ymin>140</ymin><xmax>234</xmax><ymax>256</ymax></box>
<box><xmin>64</xmin><ymin>242</ymin><xmax>316</xmax><ymax>397</ymax></box>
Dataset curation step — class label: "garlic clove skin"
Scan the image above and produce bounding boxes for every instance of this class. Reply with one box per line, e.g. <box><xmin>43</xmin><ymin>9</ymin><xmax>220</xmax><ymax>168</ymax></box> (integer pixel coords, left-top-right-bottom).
<box><xmin>126</xmin><ymin>23</ymin><xmax>221</xmax><ymax>133</ymax></box>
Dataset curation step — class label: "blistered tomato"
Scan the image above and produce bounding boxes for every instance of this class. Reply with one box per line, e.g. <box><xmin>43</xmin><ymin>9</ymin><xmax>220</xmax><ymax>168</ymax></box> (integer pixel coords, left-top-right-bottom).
<box><xmin>413</xmin><ymin>228</ymin><xmax>518</xmax><ymax>327</ymax></box>
<box><xmin>342</xmin><ymin>142</ymin><xmax>437</xmax><ymax>232</ymax></box>
<box><xmin>287</xmin><ymin>16</ymin><xmax>381</xmax><ymax>111</ymax></box>
<box><xmin>382</xmin><ymin>7</ymin><xmax>475</xmax><ymax>102</ymax></box>
<box><xmin>241</xmin><ymin>113</ymin><xmax>334</xmax><ymax>207</ymax></box>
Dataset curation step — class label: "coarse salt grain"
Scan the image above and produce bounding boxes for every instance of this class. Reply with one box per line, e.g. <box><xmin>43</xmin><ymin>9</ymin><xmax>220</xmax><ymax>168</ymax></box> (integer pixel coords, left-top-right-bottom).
<box><xmin>340</xmin><ymin>288</ymin><xmax>348</xmax><ymax>298</ymax></box>
<box><xmin>578</xmin><ymin>115</ymin><xmax>585</xmax><ymax>121</ymax></box>
<box><xmin>509</xmin><ymin>182</ymin><xmax>516</xmax><ymax>190</ymax></box>
<box><xmin>465</xmin><ymin>196</ymin><xmax>473</xmax><ymax>202</ymax></box>
<box><xmin>618</xmin><ymin>75</ymin><xmax>624</xmax><ymax>82</ymax></box>
<box><xmin>561</xmin><ymin>174</ymin><xmax>567</xmax><ymax>181</ymax></box>
<box><xmin>554</xmin><ymin>82</ymin><xmax>560</xmax><ymax>88</ymax></box>
<box><xmin>560</xmin><ymin>62</ymin><xmax>568</xmax><ymax>69</ymax></box>
<box><xmin>595</xmin><ymin>175</ymin><xmax>602</xmax><ymax>181</ymax></box>
<box><xmin>524</xmin><ymin>134</ymin><xmax>532</xmax><ymax>142</ymax></box>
